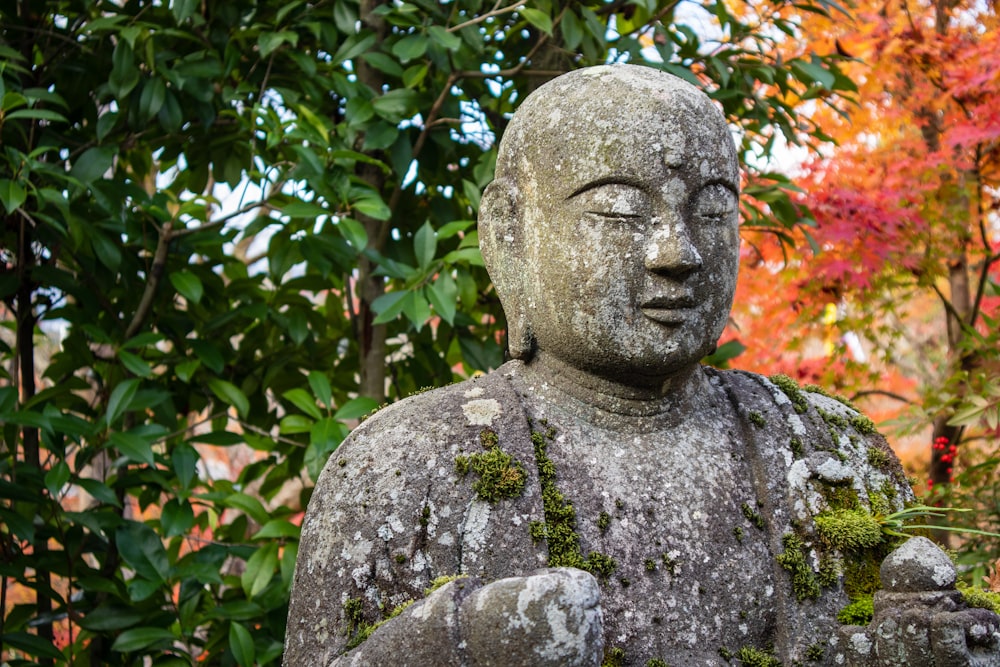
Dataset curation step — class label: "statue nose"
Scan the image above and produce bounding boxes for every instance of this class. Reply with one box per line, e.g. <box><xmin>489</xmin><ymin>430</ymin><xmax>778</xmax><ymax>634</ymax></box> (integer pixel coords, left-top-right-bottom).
<box><xmin>644</xmin><ymin>218</ymin><xmax>703</xmax><ymax>276</ymax></box>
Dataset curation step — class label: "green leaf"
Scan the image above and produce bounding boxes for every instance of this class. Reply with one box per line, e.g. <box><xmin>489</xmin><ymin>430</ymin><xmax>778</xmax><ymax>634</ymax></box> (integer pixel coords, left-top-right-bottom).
<box><xmin>172</xmin><ymin>442</ymin><xmax>199</xmax><ymax>489</ymax></box>
<box><xmin>78</xmin><ymin>604</ymin><xmax>142</xmax><ymax>631</ymax></box>
<box><xmin>208</xmin><ymin>378</ymin><xmax>249</xmax><ymax>417</ymax></box>
<box><xmin>427</xmin><ymin>273</ymin><xmax>458</xmax><ymax>325</ymax></box>
<box><xmin>109</xmin><ymin>430</ymin><xmax>156</xmax><ymax>466</ymax></box>
<box><xmin>428</xmin><ymin>26</ymin><xmax>462</xmax><ymax>51</ymax></box>
<box><xmin>161</xmin><ymin>498</ymin><xmax>195</xmax><ymax>537</ymax></box>
<box><xmin>252</xmin><ymin>519</ymin><xmax>301</xmax><ymax>540</ymax></box>
<box><xmin>170</xmin><ymin>270</ymin><xmax>204</xmax><ymax>304</ymax></box>
<box><xmin>44</xmin><ymin>461</ymin><xmax>71</xmax><ymax>497</ymax></box>
<box><xmin>0</xmin><ymin>178</ymin><xmax>27</xmax><ymax>213</ymax></box>
<box><xmin>371</xmin><ymin>291</ymin><xmax>409</xmax><ymax>324</ymax></box>
<box><xmin>791</xmin><ymin>59</ymin><xmax>836</xmax><ymax>89</ymax></box>
<box><xmin>111</xmin><ymin>627</ymin><xmax>177</xmax><ymax>652</ymax></box>
<box><xmin>392</xmin><ymin>34</ymin><xmax>428</xmax><ymax>62</ymax></box>
<box><xmin>224</xmin><ymin>492</ymin><xmax>270</xmax><ymax>525</ymax></box>
<box><xmin>116</xmin><ymin>522</ymin><xmax>171</xmax><ymax>583</ymax></box>
<box><xmin>282</xmin><ymin>388</ymin><xmax>323</xmax><ymax>420</ymax></box>
<box><xmin>338</xmin><ymin>217</ymin><xmax>369</xmax><ymax>250</ymax></box>
<box><xmin>106</xmin><ymin>378</ymin><xmax>141</xmax><ymax>427</ymax></box>
<box><xmin>333</xmin><ymin>2</ymin><xmax>358</xmax><ymax>33</ymax></box>
<box><xmin>71</xmin><ymin>146</ymin><xmax>116</xmax><ymax>184</ymax></box>
<box><xmin>402</xmin><ymin>291</ymin><xmax>431</xmax><ymax>330</ymax></box>
<box><xmin>353</xmin><ymin>195</ymin><xmax>392</xmax><ymax>221</ymax></box>
<box><xmin>332</xmin><ymin>32</ymin><xmax>376</xmax><ymax>66</ymax></box>
<box><xmin>334</xmin><ymin>396</ymin><xmax>380</xmax><ymax>421</ymax></box>
<box><xmin>371</xmin><ymin>89</ymin><xmax>418</xmax><ymax>122</ymax></box>
<box><xmin>280</xmin><ymin>414</ymin><xmax>313</xmax><ymax>434</ymax></box>
<box><xmin>77</xmin><ymin>477</ymin><xmax>122</xmax><ymax>506</ymax></box>
<box><xmin>138</xmin><ymin>77</ymin><xmax>167</xmax><ymax>122</ymax></box>
<box><xmin>414</xmin><ymin>220</ymin><xmax>437</xmax><ymax>270</ymax></box>
<box><xmin>230</xmin><ymin>621</ymin><xmax>256</xmax><ymax>667</ymax></box>
<box><xmin>310</xmin><ymin>416</ymin><xmax>346</xmax><ymax>453</ymax></box>
<box><xmin>119</xmin><ymin>350</ymin><xmax>153</xmax><ymax>378</ymax></box>
<box><xmin>307</xmin><ymin>371</ymin><xmax>333</xmax><ymax>411</ymax></box>
<box><xmin>258</xmin><ymin>30</ymin><xmax>299</xmax><ymax>57</ymax></box>
<box><xmin>0</xmin><ymin>632</ymin><xmax>64</xmax><ymax>660</ymax></box>
<box><xmin>281</xmin><ymin>200</ymin><xmax>329</xmax><ymax>219</ymax></box>
<box><xmin>6</xmin><ymin>108</ymin><xmax>68</xmax><ymax>123</ymax></box>
<box><xmin>462</xmin><ymin>179</ymin><xmax>481</xmax><ymax>212</ymax></box>
<box><xmin>520</xmin><ymin>8</ymin><xmax>553</xmax><ymax>34</ymax></box>
<box><xmin>175</xmin><ymin>359</ymin><xmax>200</xmax><ymax>383</ymax></box>
<box><xmin>241</xmin><ymin>542</ymin><xmax>278</xmax><ymax>599</ymax></box>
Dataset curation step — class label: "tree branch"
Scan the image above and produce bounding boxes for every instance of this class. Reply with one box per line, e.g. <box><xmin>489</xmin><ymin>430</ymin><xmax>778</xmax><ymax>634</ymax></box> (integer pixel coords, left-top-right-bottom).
<box><xmin>124</xmin><ymin>221</ymin><xmax>172</xmax><ymax>340</ymax></box>
<box><xmin>448</xmin><ymin>0</ymin><xmax>526</xmax><ymax>32</ymax></box>
<box><xmin>850</xmin><ymin>389</ymin><xmax>915</xmax><ymax>405</ymax></box>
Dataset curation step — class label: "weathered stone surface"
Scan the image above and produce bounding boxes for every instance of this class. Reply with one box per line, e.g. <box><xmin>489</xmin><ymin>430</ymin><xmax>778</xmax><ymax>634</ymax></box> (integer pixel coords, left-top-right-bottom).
<box><xmin>834</xmin><ymin>537</ymin><xmax>1000</xmax><ymax>666</ymax></box>
<box><xmin>284</xmin><ymin>64</ymin><xmax>996</xmax><ymax>666</ymax></box>
<box><xmin>881</xmin><ymin>536</ymin><xmax>957</xmax><ymax>592</ymax></box>
<box><xmin>330</xmin><ymin>569</ymin><xmax>603</xmax><ymax>667</ymax></box>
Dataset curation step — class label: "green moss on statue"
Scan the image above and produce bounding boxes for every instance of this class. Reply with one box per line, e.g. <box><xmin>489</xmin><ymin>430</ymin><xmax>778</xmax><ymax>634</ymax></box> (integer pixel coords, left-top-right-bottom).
<box><xmin>454</xmin><ymin>428</ymin><xmax>526</xmax><ymax>503</ymax></box>
<box><xmin>837</xmin><ymin>595</ymin><xmax>874</xmax><ymax>625</ymax></box>
<box><xmin>814</xmin><ymin>509</ymin><xmax>883</xmax><ymax>551</ymax></box>
<box><xmin>770</xmin><ymin>374</ymin><xmax>809</xmax><ymax>415</ymax></box>
<box><xmin>776</xmin><ymin>534</ymin><xmax>821</xmax><ymax>601</ymax></box>
<box><xmin>530</xmin><ymin>427</ymin><xmax>616</xmax><ymax>578</ymax></box>
<box><xmin>736</xmin><ymin>645</ymin><xmax>782</xmax><ymax>666</ymax></box>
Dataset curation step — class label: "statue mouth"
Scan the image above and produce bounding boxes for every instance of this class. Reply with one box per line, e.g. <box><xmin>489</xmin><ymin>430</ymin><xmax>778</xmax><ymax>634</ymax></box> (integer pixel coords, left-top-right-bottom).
<box><xmin>641</xmin><ymin>306</ymin><xmax>692</xmax><ymax>324</ymax></box>
<box><xmin>640</xmin><ymin>295</ymin><xmax>696</xmax><ymax>324</ymax></box>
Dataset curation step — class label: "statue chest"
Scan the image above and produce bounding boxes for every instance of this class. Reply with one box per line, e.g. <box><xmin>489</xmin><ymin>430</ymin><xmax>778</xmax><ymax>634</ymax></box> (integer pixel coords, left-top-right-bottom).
<box><xmin>524</xmin><ymin>410</ymin><xmax>781</xmax><ymax>664</ymax></box>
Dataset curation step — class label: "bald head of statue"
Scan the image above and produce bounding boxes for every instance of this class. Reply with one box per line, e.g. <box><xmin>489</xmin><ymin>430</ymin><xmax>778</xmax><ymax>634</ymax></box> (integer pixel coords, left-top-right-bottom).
<box><xmin>479</xmin><ymin>65</ymin><xmax>741</xmax><ymax>389</ymax></box>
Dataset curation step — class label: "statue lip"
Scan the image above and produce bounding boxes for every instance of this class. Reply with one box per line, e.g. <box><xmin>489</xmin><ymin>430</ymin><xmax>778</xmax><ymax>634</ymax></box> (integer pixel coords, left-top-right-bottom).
<box><xmin>640</xmin><ymin>295</ymin><xmax>696</xmax><ymax>324</ymax></box>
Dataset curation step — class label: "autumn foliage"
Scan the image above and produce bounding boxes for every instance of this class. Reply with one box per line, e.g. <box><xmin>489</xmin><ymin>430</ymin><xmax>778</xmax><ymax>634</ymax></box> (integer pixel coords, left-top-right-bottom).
<box><xmin>732</xmin><ymin>0</ymin><xmax>1000</xmax><ymax>498</ymax></box>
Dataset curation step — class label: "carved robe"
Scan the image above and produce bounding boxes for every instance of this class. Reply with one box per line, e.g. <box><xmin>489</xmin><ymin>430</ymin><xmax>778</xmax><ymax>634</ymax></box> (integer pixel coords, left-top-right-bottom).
<box><xmin>285</xmin><ymin>361</ymin><xmax>912</xmax><ymax>666</ymax></box>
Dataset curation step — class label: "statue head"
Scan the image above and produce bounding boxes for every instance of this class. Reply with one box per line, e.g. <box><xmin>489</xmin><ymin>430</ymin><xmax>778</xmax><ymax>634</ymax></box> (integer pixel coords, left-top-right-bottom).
<box><xmin>479</xmin><ymin>64</ymin><xmax>741</xmax><ymax>387</ymax></box>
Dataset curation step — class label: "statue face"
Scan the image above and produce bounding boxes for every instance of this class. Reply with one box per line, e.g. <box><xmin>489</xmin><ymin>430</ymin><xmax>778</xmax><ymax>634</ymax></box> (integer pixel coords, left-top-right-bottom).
<box><xmin>509</xmin><ymin>72</ymin><xmax>740</xmax><ymax>386</ymax></box>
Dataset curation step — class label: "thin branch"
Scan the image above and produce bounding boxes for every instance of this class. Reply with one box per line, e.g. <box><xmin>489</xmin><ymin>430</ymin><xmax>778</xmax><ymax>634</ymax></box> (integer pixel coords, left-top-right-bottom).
<box><xmin>169</xmin><ymin>198</ymin><xmax>276</xmax><ymax>239</ymax></box>
<box><xmin>124</xmin><ymin>221</ymin><xmax>172</xmax><ymax>340</ymax></box>
<box><xmin>850</xmin><ymin>389</ymin><xmax>916</xmax><ymax>405</ymax></box>
<box><xmin>930</xmin><ymin>281</ymin><xmax>968</xmax><ymax>331</ymax></box>
<box><xmin>448</xmin><ymin>0</ymin><xmax>526</xmax><ymax>32</ymax></box>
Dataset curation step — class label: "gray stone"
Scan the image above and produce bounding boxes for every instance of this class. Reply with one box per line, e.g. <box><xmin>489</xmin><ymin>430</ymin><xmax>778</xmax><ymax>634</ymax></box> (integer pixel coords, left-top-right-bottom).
<box><xmin>881</xmin><ymin>536</ymin><xmax>957</xmax><ymax>592</ymax></box>
<box><xmin>285</xmin><ymin>64</ymin><xmax>997</xmax><ymax>666</ymax></box>
<box><xmin>834</xmin><ymin>537</ymin><xmax>1000</xmax><ymax>666</ymax></box>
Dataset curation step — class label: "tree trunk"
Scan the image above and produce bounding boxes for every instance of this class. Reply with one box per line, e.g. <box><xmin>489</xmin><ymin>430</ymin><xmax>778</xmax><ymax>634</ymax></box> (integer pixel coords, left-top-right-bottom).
<box><xmin>354</xmin><ymin>0</ymin><xmax>390</xmax><ymax>403</ymax></box>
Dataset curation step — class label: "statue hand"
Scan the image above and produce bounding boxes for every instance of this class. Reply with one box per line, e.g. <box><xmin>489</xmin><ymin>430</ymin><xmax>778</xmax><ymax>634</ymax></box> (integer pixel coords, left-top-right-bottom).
<box><xmin>333</xmin><ymin>567</ymin><xmax>604</xmax><ymax>667</ymax></box>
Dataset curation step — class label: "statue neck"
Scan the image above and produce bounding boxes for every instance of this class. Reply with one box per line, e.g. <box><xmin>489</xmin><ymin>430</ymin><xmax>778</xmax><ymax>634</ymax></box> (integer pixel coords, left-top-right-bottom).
<box><xmin>521</xmin><ymin>351</ymin><xmax>703</xmax><ymax>418</ymax></box>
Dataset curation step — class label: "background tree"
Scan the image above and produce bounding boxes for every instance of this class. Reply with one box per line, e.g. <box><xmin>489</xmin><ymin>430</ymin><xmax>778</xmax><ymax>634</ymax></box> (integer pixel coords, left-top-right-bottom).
<box><xmin>1</xmin><ymin>0</ymin><xmax>855</xmax><ymax>663</ymax></box>
<box><xmin>730</xmin><ymin>0</ymin><xmax>1000</xmax><ymax>561</ymax></box>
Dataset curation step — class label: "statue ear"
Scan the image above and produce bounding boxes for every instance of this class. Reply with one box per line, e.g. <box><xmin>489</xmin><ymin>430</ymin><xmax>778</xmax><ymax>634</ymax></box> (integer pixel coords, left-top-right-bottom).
<box><xmin>479</xmin><ymin>179</ymin><xmax>535</xmax><ymax>360</ymax></box>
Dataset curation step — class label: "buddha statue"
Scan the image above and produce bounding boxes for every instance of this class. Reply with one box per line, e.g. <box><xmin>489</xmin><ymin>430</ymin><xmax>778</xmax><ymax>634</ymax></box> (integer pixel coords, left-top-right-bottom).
<box><xmin>285</xmin><ymin>65</ymin><xmax>999</xmax><ymax>666</ymax></box>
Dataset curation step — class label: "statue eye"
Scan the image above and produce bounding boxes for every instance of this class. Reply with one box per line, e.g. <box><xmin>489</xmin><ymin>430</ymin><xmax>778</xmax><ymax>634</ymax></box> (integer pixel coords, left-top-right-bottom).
<box><xmin>692</xmin><ymin>184</ymin><xmax>737</xmax><ymax>223</ymax></box>
<box><xmin>577</xmin><ymin>183</ymin><xmax>648</xmax><ymax>221</ymax></box>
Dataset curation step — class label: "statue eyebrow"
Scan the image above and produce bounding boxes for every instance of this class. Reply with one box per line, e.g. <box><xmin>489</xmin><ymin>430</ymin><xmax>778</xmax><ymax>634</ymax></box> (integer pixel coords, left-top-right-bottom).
<box><xmin>565</xmin><ymin>177</ymin><xmax>646</xmax><ymax>200</ymax></box>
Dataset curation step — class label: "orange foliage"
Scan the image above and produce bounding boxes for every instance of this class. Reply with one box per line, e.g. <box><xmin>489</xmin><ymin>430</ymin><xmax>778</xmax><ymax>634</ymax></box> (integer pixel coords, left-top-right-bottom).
<box><xmin>729</xmin><ymin>0</ymin><xmax>1000</xmax><ymax>476</ymax></box>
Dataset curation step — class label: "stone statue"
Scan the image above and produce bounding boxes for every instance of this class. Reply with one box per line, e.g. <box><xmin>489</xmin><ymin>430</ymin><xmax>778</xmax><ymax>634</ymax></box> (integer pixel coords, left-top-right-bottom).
<box><xmin>285</xmin><ymin>65</ymin><xmax>1000</xmax><ymax>666</ymax></box>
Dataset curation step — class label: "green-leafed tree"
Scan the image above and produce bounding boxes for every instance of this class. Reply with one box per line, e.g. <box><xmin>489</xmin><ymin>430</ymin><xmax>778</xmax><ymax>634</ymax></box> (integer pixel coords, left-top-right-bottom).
<box><xmin>1</xmin><ymin>0</ymin><xmax>855</xmax><ymax>663</ymax></box>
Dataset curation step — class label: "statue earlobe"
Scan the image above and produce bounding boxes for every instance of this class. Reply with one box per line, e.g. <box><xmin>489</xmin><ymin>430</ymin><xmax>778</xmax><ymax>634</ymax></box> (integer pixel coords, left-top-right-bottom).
<box><xmin>479</xmin><ymin>179</ymin><xmax>535</xmax><ymax>361</ymax></box>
